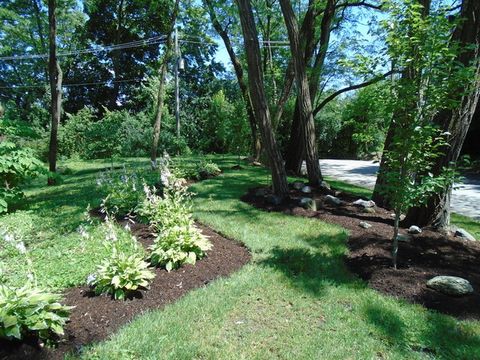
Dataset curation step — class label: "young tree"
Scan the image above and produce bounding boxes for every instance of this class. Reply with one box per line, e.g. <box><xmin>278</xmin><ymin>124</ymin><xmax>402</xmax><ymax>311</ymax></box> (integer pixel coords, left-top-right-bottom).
<box><xmin>235</xmin><ymin>0</ymin><xmax>289</xmax><ymax>196</ymax></box>
<box><xmin>151</xmin><ymin>0</ymin><xmax>180</xmax><ymax>169</ymax></box>
<box><xmin>279</xmin><ymin>0</ymin><xmax>322</xmax><ymax>185</ymax></box>
<box><xmin>404</xmin><ymin>0</ymin><xmax>480</xmax><ymax>229</ymax></box>
<box><xmin>47</xmin><ymin>0</ymin><xmax>63</xmax><ymax>185</ymax></box>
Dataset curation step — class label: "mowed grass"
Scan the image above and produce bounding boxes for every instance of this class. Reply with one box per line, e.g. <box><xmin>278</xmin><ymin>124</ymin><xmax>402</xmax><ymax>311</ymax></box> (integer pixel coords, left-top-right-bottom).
<box><xmin>1</xmin><ymin>156</ymin><xmax>479</xmax><ymax>359</ymax></box>
<box><xmin>78</xmin><ymin>157</ymin><xmax>480</xmax><ymax>359</ymax></box>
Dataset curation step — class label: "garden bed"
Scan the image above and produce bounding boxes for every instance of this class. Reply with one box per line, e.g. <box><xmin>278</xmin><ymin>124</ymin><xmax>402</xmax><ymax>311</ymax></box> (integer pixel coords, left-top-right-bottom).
<box><xmin>241</xmin><ymin>185</ymin><xmax>480</xmax><ymax>320</ymax></box>
<box><xmin>0</xmin><ymin>223</ymin><xmax>250</xmax><ymax>360</ymax></box>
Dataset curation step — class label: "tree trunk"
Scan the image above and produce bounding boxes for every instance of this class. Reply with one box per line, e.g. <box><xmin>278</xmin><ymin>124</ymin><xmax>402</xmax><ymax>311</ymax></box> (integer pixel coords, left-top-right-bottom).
<box><xmin>405</xmin><ymin>0</ymin><xmax>480</xmax><ymax>228</ymax></box>
<box><xmin>47</xmin><ymin>0</ymin><xmax>62</xmax><ymax>186</ymax></box>
<box><xmin>151</xmin><ymin>0</ymin><xmax>180</xmax><ymax>169</ymax></box>
<box><xmin>205</xmin><ymin>0</ymin><xmax>261</xmax><ymax>160</ymax></box>
<box><xmin>236</xmin><ymin>0</ymin><xmax>288</xmax><ymax>196</ymax></box>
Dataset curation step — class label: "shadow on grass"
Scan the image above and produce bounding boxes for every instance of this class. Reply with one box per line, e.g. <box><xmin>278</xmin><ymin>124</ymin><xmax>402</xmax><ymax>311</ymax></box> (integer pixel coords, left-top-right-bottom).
<box><xmin>363</xmin><ymin>301</ymin><xmax>480</xmax><ymax>359</ymax></box>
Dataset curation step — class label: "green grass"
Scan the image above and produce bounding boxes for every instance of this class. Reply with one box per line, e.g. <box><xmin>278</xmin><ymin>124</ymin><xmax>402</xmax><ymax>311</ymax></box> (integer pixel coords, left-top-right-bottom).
<box><xmin>2</xmin><ymin>156</ymin><xmax>479</xmax><ymax>359</ymax></box>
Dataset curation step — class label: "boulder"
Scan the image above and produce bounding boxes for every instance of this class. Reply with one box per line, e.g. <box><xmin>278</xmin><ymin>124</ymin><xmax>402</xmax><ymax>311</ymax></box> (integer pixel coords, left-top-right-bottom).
<box><xmin>427</xmin><ymin>276</ymin><xmax>474</xmax><ymax>296</ymax></box>
<box><xmin>299</xmin><ymin>197</ymin><xmax>316</xmax><ymax>211</ymax></box>
<box><xmin>301</xmin><ymin>186</ymin><xmax>312</xmax><ymax>194</ymax></box>
<box><xmin>359</xmin><ymin>221</ymin><xmax>372</xmax><ymax>229</ymax></box>
<box><xmin>320</xmin><ymin>181</ymin><xmax>331</xmax><ymax>191</ymax></box>
<box><xmin>265</xmin><ymin>194</ymin><xmax>282</xmax><ymax>206</ymax></box>
<box><xmin>363</xmin><ymin>207</ymin><xmax>376</xmax><ymax>214</ymax></box>
<box><xmin>325</xmin><ymin>195</ymin><xmax>342</xmax><ymax>206</ymax></box>
<box><xmin>408</xmin><ymin>225</ymin><xmax>422</xmax><ymax>234</ymax></box>
<box><xmin>292</xmin><ymin>181</ymin><xmax>304</xmax><ymax>190</ymax></box>
<box><xmin>455</xmin><ymin>228</ymin><xmax>476</xmax><ymax>241</ymax></box>
<box><xmin>353</xmin><ymin>199</ymin><xmax>376</xmax><ymax>208</ymax></box>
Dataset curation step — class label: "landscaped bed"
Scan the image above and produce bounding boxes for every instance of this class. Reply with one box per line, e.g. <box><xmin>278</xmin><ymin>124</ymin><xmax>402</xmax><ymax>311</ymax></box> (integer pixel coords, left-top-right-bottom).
<box><xmin>242</xmin><ymin>184</ymin><xmax>480</xmax><ymax>320</ymax></box>
<box><xmin>0</xmin><ymin>222</ymin><xmax>250</xmax><ymax>360</ymax></box>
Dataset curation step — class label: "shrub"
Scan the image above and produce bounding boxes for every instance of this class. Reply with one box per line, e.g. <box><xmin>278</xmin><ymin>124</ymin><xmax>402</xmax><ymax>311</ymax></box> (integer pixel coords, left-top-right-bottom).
<box><xmin>196</xmin><ymin>161</ymin><xmax>221</xmax><ymax>180</ymax></box>
<box><xmin>0</xmin><ymin>285</ymin><xmax>73</xmax><ymax>341</ymax></box>
<box><xmin>150</xmin><ymin>224</ymin><xmax>212</xmax><ymax>271</ymax></box>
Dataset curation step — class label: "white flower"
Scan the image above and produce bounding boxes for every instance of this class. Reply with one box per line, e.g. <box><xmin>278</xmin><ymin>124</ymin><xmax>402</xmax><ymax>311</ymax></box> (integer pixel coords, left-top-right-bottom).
<box><xmin>86</xmin><ymin>273</ymin><xmax>97</xmax><ymax>287</ymax></box>
<box><xmin>4</xmin><ymin>233</ymin><xmax>14</xmax><ymax>244</ymax></box>
<box><xmin>15</xmin><ymin>242</ymin><xmax>26</xmax><ymax>254</ymax></box>
<box><xmin>124</xmin><ymin>223</ymin><xmax>131</xmax><ymax>232</ymax></box>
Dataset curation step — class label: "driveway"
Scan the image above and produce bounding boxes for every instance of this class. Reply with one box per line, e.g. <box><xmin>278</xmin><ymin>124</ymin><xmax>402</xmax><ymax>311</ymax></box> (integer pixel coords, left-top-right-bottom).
<box><xmin>313</xmin><ymin>159</ymin><xmax>480</xmax><ymax>220</ymax></box>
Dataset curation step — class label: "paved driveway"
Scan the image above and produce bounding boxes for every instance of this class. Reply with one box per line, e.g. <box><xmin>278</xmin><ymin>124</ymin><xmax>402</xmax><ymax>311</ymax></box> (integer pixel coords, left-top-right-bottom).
<box><xmin>314</xmin><ymin>159</ymin><xmax>480</xmax><ymax>220</ymax></box>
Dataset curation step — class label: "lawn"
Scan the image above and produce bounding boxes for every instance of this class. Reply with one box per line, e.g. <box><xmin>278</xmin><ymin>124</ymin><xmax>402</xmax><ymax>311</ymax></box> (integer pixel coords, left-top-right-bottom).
<box><xmin>2</xmin><ymin>156</ymin><xmax>480</xmax><ymax>359</ymax></box>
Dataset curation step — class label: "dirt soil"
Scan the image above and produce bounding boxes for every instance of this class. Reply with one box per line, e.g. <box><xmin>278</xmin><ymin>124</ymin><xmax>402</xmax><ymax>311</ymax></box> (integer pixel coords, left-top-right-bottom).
<box><xmin>0</xmin><ymin>224</ymin><xmax>250</xmax><ymax>360</ymax></box>
<box><xmin>241</xmin><ymin>185</ymin><xmax>480</xmax><ymax>320</ymax></box>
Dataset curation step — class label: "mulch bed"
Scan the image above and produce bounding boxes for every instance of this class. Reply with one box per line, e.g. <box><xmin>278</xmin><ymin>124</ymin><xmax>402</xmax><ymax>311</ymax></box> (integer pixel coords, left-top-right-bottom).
<box><xmin>0</xmin><ymin>223</ymin><xmax>250</xmax><ymax>360</ymax></box>
<box><xmin>241</xmin><ymin>185</ymin><xmax>480</xmax><ymax>320</ymax></box>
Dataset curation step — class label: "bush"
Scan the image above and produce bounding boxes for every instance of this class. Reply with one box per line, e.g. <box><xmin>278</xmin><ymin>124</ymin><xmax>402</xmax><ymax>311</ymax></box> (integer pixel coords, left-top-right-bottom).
<box><xmin>0</xmin><ymin>285</ymin><xmax>73</xmax><ymax>341</ymax></box>
<box><xmin>196</xmin><ymin>161</ymin><xmax>221</xmax><ymax>180</ymax></box>
<box><xmin>150</xmin><ymin>224</ymin><xmax>212</xmax><ymax>271</ymax></box>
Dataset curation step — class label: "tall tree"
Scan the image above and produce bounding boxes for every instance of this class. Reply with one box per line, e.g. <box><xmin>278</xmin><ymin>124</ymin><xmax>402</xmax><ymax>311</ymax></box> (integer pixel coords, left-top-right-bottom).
<box><xmin>405</xmin><ymin>0</ymin><xmax>480</xmax><ymax>229</ymax></box>
<box><xmin>279</xmin><ymin>0</ymin><xmax>322</xmax><ymax>185</ymax></box>
<box><xmin>235</xmin><ymin>0</ymin><xmax>289</xmax><ymax>195</ymax></box>
<box><xmin>204</xmin><ymin>0</ymin><xmax>261</xmax><ymax>160</ymax></box>
<box><xmin>151</xmin><ymin>0</ymin><xmax>180</xmax><ymax>169</ymax></box>
<box><xmin>47</xmin><ymin>0</ymin><xmax>63</xmax><ymax>185</ymax></box>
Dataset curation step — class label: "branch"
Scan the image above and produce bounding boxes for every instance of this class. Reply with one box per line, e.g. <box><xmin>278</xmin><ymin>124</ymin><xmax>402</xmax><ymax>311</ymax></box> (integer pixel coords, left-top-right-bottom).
<box><xmin>336</xmin><ymin>1</ymin><xmax>383</xmax><ymax>10</ymax></box>
<box><xmin>312</xmin><ymin>70</ymin><xmax>394</xmax><ymax>116</ymax></box>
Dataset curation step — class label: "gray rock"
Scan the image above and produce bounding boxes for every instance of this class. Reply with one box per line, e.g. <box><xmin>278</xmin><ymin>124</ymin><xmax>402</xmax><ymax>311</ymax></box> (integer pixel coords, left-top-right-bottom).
<box><xmin>408</xmin><ymin>225</ymin><xmax>422</xmax><ymax>234</ymax></box>
<box><xmin>299</xmin><ymin>197</ymin><xmax>316</xmax><ymax>211</ymax></box>
<box><xmin>455</xmin><ymin>228</ymin><xmax>476</xmax><ymax>241</ymax></box>
<box><xmin>359</xmin><ymin>221</ymin><xmax>372</xmax><ymax>229</ymax></box>
<box><xmin>427</xmin><ymin>276</ymin><xmax>474</xmax><ymax>296</ymax></box>
<box><xmin>255</xmin><ymin>188</ymin><xmax>268</xmax><ymax>197</ymax></box>
<box><xmin>301</xmin><ymin>186</ymin><xmax>312</xmax><ymax>194</ymax></box>
<box><xmin>320</xmin><ymin>181</ymin><xmax>331</xmax><ymax>190</ymax></box>
<box><xmin>325</xmin><ymin>195</ymin><xmax>342</xmax><ymax>206</ymax></box>
<box><xmin>292</xmin><ymin>181</ymin><xmax>304</xmax><ymax>190</ymax></box>
<box><xmin>265</xmin><ymin>194</ymin><xmax>282</xmax><ymax>206</ymax></box>
<box><xmin>396</xmin><ymin>234</ymin><xmax>412</xmax><ymax>243</ymax></box>
<box><xmin>353</xmin><ymin>199</ymin><xmax>376</xmax><ymax>208</ymax></box>
<box><xmin>363</xmin><ymin>207</ymin><xmax>376</xmax><ymax>214</ymax></box>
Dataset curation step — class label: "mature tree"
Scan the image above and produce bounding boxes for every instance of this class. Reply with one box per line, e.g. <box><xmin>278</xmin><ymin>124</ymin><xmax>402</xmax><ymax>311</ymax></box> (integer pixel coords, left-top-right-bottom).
<box><xmin>204</xmin><ymin>0</ymin><xmax>261</xmax><ymax>160</ymax></box>
<box><xmin>405</xmin><ymin>0</ymin><xmax>480</xmax><ymax>229</ymax></box>
<box><xmin>279</xmin><ymin>0</ymin><xmax>322</xmax><ymax>185</ymax></box>
<box><xmin>151</xmin><ymin>0</ymin><xmax>180</xmax><ymax>169</ymax></box>
<box><xmin>235</xmin><ymin>0</ymin><xmax>289</xmax><ymax>195</ymax></box>
<box><xmin>47</xmin><ymin>0</ymin><xmax>63</xmax><ymax>185</ymax></box>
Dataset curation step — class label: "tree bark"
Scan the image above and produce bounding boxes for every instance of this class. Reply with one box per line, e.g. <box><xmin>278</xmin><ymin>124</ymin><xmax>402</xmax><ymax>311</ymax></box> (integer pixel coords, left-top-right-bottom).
<box><xmin>47</xmin><ymin>0</ymin><xmax>62</xmax><ymax>186</ymax></box>
<box><xmin>236</xmin><ymin>0</ymin><xmax>289</xmax><ymax>196</ymax></box>
<box><xmin>204</xmin><ymin>0</ymin><xmax>261</xmax><ymax>160</ymax></box>
<box><xmin>405</xmin><ymin>0</ymin><xmax>480</xmax><ymax>229</ymax></box>
<box><xmin>151</xmin><ymin>0</ymin><xmax>180</xmax><ymax>169</ymax></box>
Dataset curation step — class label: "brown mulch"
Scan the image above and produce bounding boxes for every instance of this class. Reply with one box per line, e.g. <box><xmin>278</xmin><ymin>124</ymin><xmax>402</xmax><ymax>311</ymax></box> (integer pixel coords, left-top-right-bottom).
<box><xmin>241</xmin><ymin>185</ymin><xmax>480</xmax><ymax>320</ymax></box>
<box><xmin>0</xmin><ymin>224</ymin><xmax>251</xmax><ymax>360</ymax></box>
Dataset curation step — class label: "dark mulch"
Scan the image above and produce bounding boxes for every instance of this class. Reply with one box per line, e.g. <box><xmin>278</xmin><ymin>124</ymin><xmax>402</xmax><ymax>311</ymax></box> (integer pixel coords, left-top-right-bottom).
<box><xmin>242</xmin><ymin>185</ymin><xmax>480</xmax><ymax>320</ymax></box>
<box><xmin>0</xmin><ymin>224</ymin><xmax>250</xmax><ymax>360</ymax></box>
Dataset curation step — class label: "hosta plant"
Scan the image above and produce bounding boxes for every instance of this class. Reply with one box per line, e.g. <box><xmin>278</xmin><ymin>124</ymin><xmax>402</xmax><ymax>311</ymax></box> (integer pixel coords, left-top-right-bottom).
<box><xmin>0</xmin><ymin>285</ymin><xmax>73</xmax><ymax>341</ymax></box>
<box><xmin>90</xmin><ymin>251</ymin><xmax>155</xmax><ymax>300</ymax></box>
<box><xmin>196</xmin><ymin>161</ymin><xmax>221</xmax><ymax>180</ymax></box>
<box><xmin>150</xmin><ymin>224</ymin><xmax>212</xmax><ymax>272</ymax></box>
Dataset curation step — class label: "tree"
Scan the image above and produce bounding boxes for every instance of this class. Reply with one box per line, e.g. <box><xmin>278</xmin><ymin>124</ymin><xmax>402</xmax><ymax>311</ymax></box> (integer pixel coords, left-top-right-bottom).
<box><xmin>47</xmin><ymin>0</ymin><xmax>63</xmax><ymax>185</ymax></box>
<box><xmin>151</xmin><ymin>0</ymin><xmax>180</xmax><ymax>169</ymax></box>
<box><xmin>405</xmin><ymin>0</ymin><xmax>480</xmax><ymax>229</ymax></box>
<box><xmin>279</xmin><ymin>0</ymin><xmax>322</xmax><ymax>185</ymax></box>
<box><xmin>235</xmin><ymin>0</ymin><xmax>289</xmax><ymax>196</ymax></box>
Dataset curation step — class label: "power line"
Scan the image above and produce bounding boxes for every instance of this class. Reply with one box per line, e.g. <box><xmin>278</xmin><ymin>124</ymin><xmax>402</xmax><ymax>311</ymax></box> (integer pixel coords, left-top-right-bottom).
<box><xmin>0</xmin><ymin>35</ymin><xmax>168</xmax><ymax>61</ymax></box>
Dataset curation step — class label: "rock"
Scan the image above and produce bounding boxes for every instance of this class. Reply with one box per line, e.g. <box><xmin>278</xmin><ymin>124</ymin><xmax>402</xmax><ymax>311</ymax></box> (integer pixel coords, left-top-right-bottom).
<box><xmin>455</xmin><ymin>228</ymin><xmax>476</xmax><ymax>241</ymax></box>
<box><xmin>292</xmin><ymin>181</ymin><xmax>304</xmax><ymax>190</ymax></box>
<box><xmin>300</xmin><ymin>167</ymin><xmax>308</xmax><ymax>176</ymax></box>
<box><xmin>320</xmin><ymin>181</ymin><xmax>331</xmax><ymax>190</ymax></box>
<box><xmin>299</xmin><ymin>197</ymin><xmax>316</xmax><ymax>211</ymax></box>
<box><xmin>396</xmin><ymin>234</ymin><xmax>412</xmax><ymax>243</ymax></box>
<box><xmin>427</xmin><ymin>276</ymin><xmax>474</xmax><ymax>296</ymax></box>
<box><xmin>334</xmin><ymin>191</ymin><xmax>342</xmax><ymax>197</ymax></box>
<box><xmin>255</xmin><ymin>188</ymin><xmax>268</xmax><ymax>197</ymax></box>
<box><xmin>301</xmin><ymin>186</ymin><xmax>312</xmax><ymax>194</ymax></box>
<box><xmin>265</xmin><ymin>194</ymin><xmax>282</xmax><ymax>206</ymax></box>
<box><xmin>408</xmin><ymin>225</ymin><xmax>422</xmax><ymax>234</ymax></box>
<box><xmin>353</xmin><ymin>199</ymin><xmax>376</xmax><ymax>208</ymax></box>
<box><xmin>359</xmin><ymin>221</ymin><xmax>372</xmax><ymax>229</ymax></box>
<box><xmin>251</xmin><ymin>161</ymin><xmax>262</xmax><ymax>167</ymax></box>
<box><xmin>363</xmin><ymin>207</ymin><xmax>376</xmax><ymax>214</ymax></box>
<box><xmin>325</xmin><ymin>195</ymin><xmax>342</xmax><ymax>206</ymax></box>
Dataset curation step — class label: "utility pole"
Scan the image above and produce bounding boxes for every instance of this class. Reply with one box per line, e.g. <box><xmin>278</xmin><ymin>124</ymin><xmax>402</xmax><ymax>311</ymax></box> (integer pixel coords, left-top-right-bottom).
<box><xmin>174</xmin><ymin>27</ymin><xmax>180</xmax><ymax>139</ymax></box>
